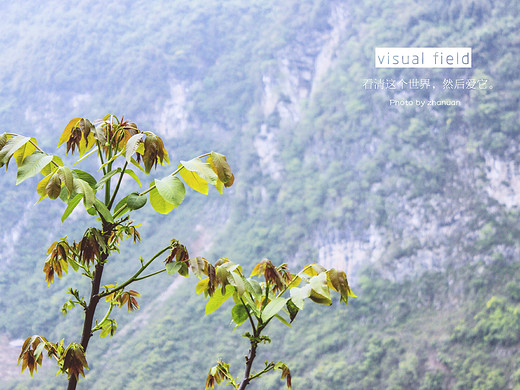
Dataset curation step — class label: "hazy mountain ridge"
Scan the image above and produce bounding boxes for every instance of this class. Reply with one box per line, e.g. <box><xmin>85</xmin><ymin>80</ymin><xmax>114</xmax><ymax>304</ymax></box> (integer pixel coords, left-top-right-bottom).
<box><xmin>1</xmin><ymin>1</ymin><xmax>520</xmax><ymax>389</ymax></box>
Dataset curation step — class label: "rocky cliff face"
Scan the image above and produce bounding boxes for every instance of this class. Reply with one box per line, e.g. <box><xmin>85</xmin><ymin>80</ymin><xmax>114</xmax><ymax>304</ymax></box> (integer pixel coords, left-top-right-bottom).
<box><xmin>146</xmin><ymin>0</ymin><xmax>518</xmax><ymax>287</ymax></box>
<box><xmin>2</xmin><ymin>1</ymin><xmax>519</xmax><ymax>388</ymax></box>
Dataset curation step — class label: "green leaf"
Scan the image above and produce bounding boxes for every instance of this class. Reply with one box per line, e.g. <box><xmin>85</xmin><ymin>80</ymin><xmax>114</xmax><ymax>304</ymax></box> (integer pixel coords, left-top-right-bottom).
<box><xmin>33</xmin><ymin>342</ymin><xmax>46</xmax><ymax>361</ymax></box>
<box><xmin>68</xmin><ymin>258</ymin><xmax>80</xmax><ymax>272</ymax></box>
<box><xmin>0</xmin><ymin>133</ymin><xmax>8</xmax><ymax>151</ymax></box>
<box><xmin>274</xmin><ymin>314</ymin><xmax>291</xmax><ymax>327</ymax></box>
<box><xmin>100</xmin><ymin>326</ymin><xmax>110</xmax><ymax>338</ymax></box>
<box><xmin>205</xmin><ymin>285</ymin><xmax>235</xmax><ymax>315</ymax></box>
<box><xmin>125</xmin><ymin>133</ymin><xmax>145</xmax><ymax>163</ymax></box>
<box><xmin>58</xmin><ymin>167</ymin><xmax>74</xmax><ymax>193</ymax></box>
<box><xmin>73</xmin><ymin>147</ymin><xmax>97</xmax><ymax>166</ymax></box>
<box><xmin>229</xmin><ymin>271</ymin><xmax>246</xmax><ymax>296</ymax></box>
<box><xmin>100</xmin><ymin>320</ymin><xmax>117</xmax><ymax>338</ymax></box>
<box><xmin>92</xmin><ymin>124</ymin><xmax>107</xmax><ymax>145</ymax></box>
<box><xmin>290</xmin><ymin>285</ymin><xmax>310</xmax><ymax>310</ymax></box>
<box><xmin>286</xmin><ymin>300</ymin><xmax>299</xmax><ymax>323</ymax></box>
<box><xmin>124</xmin><ymin>168</ymin><xmax>141</xmax><ymax>187</ymax></box>
<box><xmin>95</xmin><ymin>168</ymin><xmax>121</xmax><ymax>190</ymax></box>
<box><xmin>53</xmin><ymin>155</ymin><xmax>64</xmax><ymax>167</ymax></box>
<box><xmin>189</xmin><ymin>256</ymin><xmax>207</xmax><ymax>278</ymax></box>
<box><xmin>59</xmin><ymin>185</ymin><xmax>75</xmax><ymax>203</ymax></box>
<box><xmin>155</xmin><ymin>176</ymin><xmax>185</xmax><ymax>206</ymax></box>
<box><xmin>125</xmin><ymin>192</ymin><xmax>148</xmax><ymax>210</ymax></box>
<box><xmin>181</xmin><ymin>158</ymin><xmax>218</xmax><ymax>184</ymax></box>
<box><xmin>179</xmin><ymin>157</ymin><xmax>217</xmax><ymax>194</ymax></box>
<box><xmin>114</xmin><ymin>192</ymin><xmax>148</xmax><ymax>216</ymax></box>
<box><xmin>309</xmin><ymin>273</ymin><xmax>332</xmax><ymax>305</ymax></box>
<box><xmin>208</xmin><ymin>152</ymin><xmax>233</xmax><ymax>183</ymax></box>
<box><xmin>73</xmin><ymin>178</ymin><xmax>96</xmax><ymax>209</ymax></box>
<box><xmin>245</xmin><ymin>278</ymin><xmax>263</xmax><ymax>300</ymax></box>
<box><xmin>94</xmin><ymin>199</ymin><xmax>114</xmax><ymax>223</ymax></box>
<box><xmin>178</xmin><ymin>262</ymin><xmax>189</xmax><ymax>277</ymax></box>
<box><xmin>16</xmin><ymin>152</ymin><xmax>53</xmax><ymax>184</ymax></box>
<box><xmin>303</xmin><ymin>263</ymin><xmax>327</xmax><ymax>277</ymax></box>
<box><xmin>72</xmin><ymin>169</ymin><xmax>97</xmax><ymax>188</ymax></box>
<box><xmin>261</xmin><ymin>297</ymin><xmax>288</xmax><ymax>321</ymax></box>
<box><xmin>165</xmin><ymin>261</ymin><xmax>183</xmax><ymax>275</ymax></box>
<box><xmin>130</xmin><ymin>156</ymin><xmax>145</xmax><ymax>173</ymax></box>
<box><xmin>215</xmin><ymin>178</ymin><xmax>224</xmax><ymax>194</ymax></box>
<box><xmin>61</xmin><ymin>194</ymin><xmax>84</xmax><ymax>222</ymax></box>
<box><xmin>240</xmin><ymin>291</ymin><xmax>261</xmax><ymax>317</ymax></box>
<box><xmin>0</xmin><ymin>135</ymin><xmax>31</xmax><ymax>168</ymax></box>
<box><xmin>231</xmin><ymin>304</ymin><xmax>249</xmax><ymax>327</ymax></box>
<box><xmin>240</xmin><ymin>294</ymin><xmax>260</xmax><ymax>317</ymax></box>
<box><xmin>149</xmin><ymin>180</ymin><xmax>176</xmax><ymax>214</ymax></box>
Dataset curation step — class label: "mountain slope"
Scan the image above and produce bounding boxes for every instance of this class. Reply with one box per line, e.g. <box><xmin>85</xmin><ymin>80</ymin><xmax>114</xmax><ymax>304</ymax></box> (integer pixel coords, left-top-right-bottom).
<box><xmin>1</xmin><ymin>1</ymin><xmax>520</xmax><ymax>389</ymax></box>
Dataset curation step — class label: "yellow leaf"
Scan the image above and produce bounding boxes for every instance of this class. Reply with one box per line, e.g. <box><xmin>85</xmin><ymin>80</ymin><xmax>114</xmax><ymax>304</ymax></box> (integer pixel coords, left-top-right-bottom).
<box><xmin>215</xmin><ymin>178</ymin><xmax>224</xmax><ymax>194</ymax></box>
<box><xmin>13</xmin><ymin>138</ymin><xmax>37</xmax><ymax>167</ymax></box>
<box><xmin>196</xmin><ymin>278</ymin><xmax>210</xmax><ymax>294</ymax></box>
<box><xmin>36</xmin><ymin>170</ymin><xmax>57</xmax><ymax>203</ymax></box>
<box><xmin>303</xmin><ymin>263</ymin><xmax>327</xmax><ymax>277</ymax></box>
<box><xmin>179</xmin><ymin>165</ymin><xmax>209</xmax><ymax>195</ymax></box>
<box><xmin>149</xmin><ymin>181</ymin><xmax>176</xmax><ymax>214</ymax></box>
<box><xmin>78</xmin><ymin>132</ymin><xmax>96</xmax><ymax>157</ymax></box>
<box><xmin>58</xmin><ymin>118</ymin><xmax>81</xmax><ymax>148</ymax></box>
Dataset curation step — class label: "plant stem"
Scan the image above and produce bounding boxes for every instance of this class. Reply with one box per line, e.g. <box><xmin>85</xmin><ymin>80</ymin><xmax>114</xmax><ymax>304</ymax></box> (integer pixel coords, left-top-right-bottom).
<box><xmin>108</xmin><ymin>161</ymin><xmax>128</xmax><ymax>210</ymax></box>
<box><xmin>104</xmin><ymin>167</ymin><xmax>112</xmax><ymax>206</ymax></box>
<box><xmin>96</xmin><ymin>140</ymin><xmax>107</xmax><ymax>176</ymax></box>
<box><xmin>241</xmin><ymin>298</ymin><xmax>257</xmax><ymax>335</ymax></box>
<box><xmin>98</xmin><ymin>246</ymin><xmax>170</xmax><ymax>298</ymax></box>
<box><xmin>238</xmin><ymin>335</ymin><xmax>257</xmax><ymax>390</ymax></box>
<box><xmin>134</xmin><ymin>268</ymin><xmax>166</xmax><ymax>282</ymax></box>
<box><xmin>67</xmin><ymin>254</ymin><xmax>107</xmax><ymax>390</ymax></box>
<box><xmin>247</xmin><ymin>363</ymin><xmax>275</xmax><ymax>381</ymax></box>
<box><xmin>91</xmin><ymin>303</ymin><xmax>115</xmax><ymax>333</ymax></box>
<box><xmin>238</xmin><ymin>321</ymin><xmax>266</xmax><ymax>390</ymax></box>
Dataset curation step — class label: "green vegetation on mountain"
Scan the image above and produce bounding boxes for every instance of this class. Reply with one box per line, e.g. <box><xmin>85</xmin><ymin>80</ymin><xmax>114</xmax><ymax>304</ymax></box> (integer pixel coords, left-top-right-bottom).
<box><xmin>1</xmin><ymin>0</ymin><xmax>519</xmax><ymax>389</ymax></box>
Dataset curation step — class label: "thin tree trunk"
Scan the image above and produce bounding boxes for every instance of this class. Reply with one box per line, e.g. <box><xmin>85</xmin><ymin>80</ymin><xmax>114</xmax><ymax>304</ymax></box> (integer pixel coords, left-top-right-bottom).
<box><xmin>67</xmin><ymin>260</ymin><xmax>105</xmax><ymax>390</ymax></box>
<box><xmin>238</xmin><ymin>336</ymin><xmax>258</xmax><ymax>390</ymax></box>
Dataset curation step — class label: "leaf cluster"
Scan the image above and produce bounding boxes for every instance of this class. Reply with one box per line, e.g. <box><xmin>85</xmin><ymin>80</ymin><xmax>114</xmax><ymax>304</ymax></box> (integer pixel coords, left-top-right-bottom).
<box><xmin>1</xmin><ymin>115</ymin><xmax>236</xmax><ymax>387</ymax></box>
<box><xmin>18</xmin><ymin>336</ymin><xmax>88</xmax><ymax>381</ymax></box>
<box><xmin>196</xmin><ymin>258</ymin><xmax>355</xmax><ymax>389</ymax></box>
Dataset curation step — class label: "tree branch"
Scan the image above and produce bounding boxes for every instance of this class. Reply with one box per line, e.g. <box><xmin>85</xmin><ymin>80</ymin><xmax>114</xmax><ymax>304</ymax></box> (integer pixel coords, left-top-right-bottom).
<box><xmin>98</xmin><ymin>246</ymin><xmax>170</xmax><ymax>298</ymax></box>
<box><xmin>241</xmin><ymin>298</ymin><xmax>257</xmax><ymax>335</ymax></box>
<box><xmin>134</xmin><ymin>268</ymin><xmax>166</xmax><ymax>282</ymax></box>
<box><xmin>108</xmin><ymin>161</ymin><xmax>128</xmax><ymax>210</ymax></box>
<box><xmin>237</xmin><ymin>321</ymin><xmax>267</xmax><ymax>390</ymax></box>
<box><xmin>238</xmin><ymin>335</ymin><xmax>258</xmax><ymax>390</ymax></box>
<box><xmin>67</xmin><ymin>255</ymin><xmax>107</xmax><ymax>390</ymax></box>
